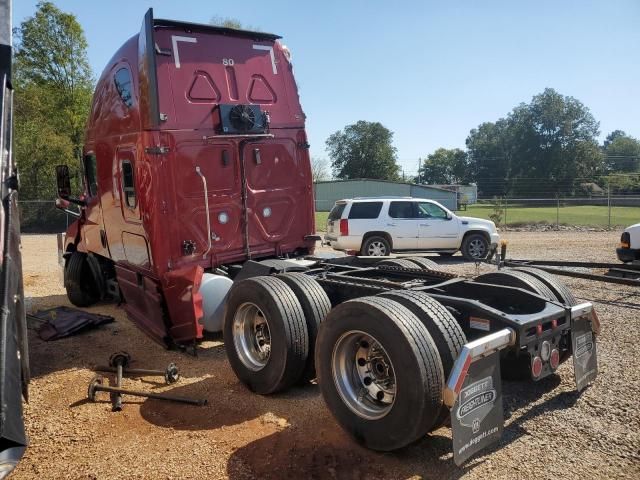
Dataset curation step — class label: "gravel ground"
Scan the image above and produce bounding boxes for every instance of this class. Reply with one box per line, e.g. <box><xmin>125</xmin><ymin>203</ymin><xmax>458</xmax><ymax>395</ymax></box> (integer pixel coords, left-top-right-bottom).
<box><xmin>12</xmin><ymin>231</ymin><xmax>640</xmax><ymax>479</ymax></box>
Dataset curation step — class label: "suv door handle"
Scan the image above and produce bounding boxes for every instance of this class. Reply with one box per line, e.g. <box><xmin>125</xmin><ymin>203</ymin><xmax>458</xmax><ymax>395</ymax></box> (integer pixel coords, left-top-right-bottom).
<box><xmin>420</xmin><ymin>223</ymin><xmax>430</xmax><ymax>226</ymax></box>
<box><xmin>387</xmin><ymin>223</ymin><xmax>397</xmax><ymax>227</ymax></box>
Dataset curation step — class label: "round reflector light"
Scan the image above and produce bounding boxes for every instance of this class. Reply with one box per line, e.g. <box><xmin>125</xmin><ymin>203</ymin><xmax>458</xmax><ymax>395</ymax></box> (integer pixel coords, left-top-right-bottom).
<box><xmin>531</xmin><ymin>355</ymin><xmax>543</xmax><ymax>378</ymax></box>
<box><xmin>540</xmin><ymin>341</ymin><xmax>551</xmax><ymax>361</ymax></box>
<box><xmin>550</xmin><ymin>349</ymin><xmax>560</xmax><ymax>370</ymax></box>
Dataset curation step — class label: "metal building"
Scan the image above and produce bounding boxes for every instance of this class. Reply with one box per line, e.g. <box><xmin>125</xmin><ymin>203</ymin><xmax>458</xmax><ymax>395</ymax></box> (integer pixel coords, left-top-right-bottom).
<box><xmin>314</xmin><ymin>179</ymin><xmax>458</xmax><ymax>211</ymax></box>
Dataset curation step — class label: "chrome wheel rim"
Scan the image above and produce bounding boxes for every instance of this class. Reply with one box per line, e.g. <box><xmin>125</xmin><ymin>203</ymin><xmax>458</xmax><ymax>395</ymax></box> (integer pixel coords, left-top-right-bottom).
<box><xmin>367</xmin><ymin>241</ymin><xmax>387</xmax><ymax>256</ymax></box>
<box><xmin>232</xmin><ymin>302</ymin><xmax>271</xmax><ymax>371</ymax></box>
<box><xmin>331</xmin><ymin>330</ymin><xmax>396</xmax><ymax>420</ymax></box>
<box><xmin>469</xmin><ymin>239</ymin><xmax>486</xmax><ymax>258</ymax></box>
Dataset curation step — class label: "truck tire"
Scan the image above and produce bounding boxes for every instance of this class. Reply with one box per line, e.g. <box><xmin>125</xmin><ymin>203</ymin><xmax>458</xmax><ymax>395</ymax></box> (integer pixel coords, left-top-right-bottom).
<box><xmin>377</xmin><ymin>258</ymin><xmax>419</xmax><ymax>269</ymax></box>
<box><xmin>360</xmin><ymin>236</ymin><xmax>391</xmax><ymax>256</ymax></box>
<box><xmin>461</xmin><ymin>233</ymin><xmax>489</xmax><ymax>260</ymax></box>
<box><xmin>404</xmin><ymin>256</ymin><xmax>442</xmax><ymax>271</ymax></box>
<box><xmin>315</xmin><ymin>296</ymin><xmax>444</xmax><ymax>451</ymax></box>
<box><xmin>379</xmin><ymin>290</ymin><xmax>466</xmax><ymax>429</ymax></box>
<box><xmin>223</xmin><ymin>276</ymin><xmax>309</xmax><ymax>394</ymax></box>
<box><xmin>509</xmin><ymin>267</ymin><xmax>577</xmax><ymax>306</ymax></box>
<box><xmin>64</xmin><ymin>251</ymin><xmax>100</xmax><ymax>307</ymax></box>
<box><xmin>474</xmin><ymin>270</ymin><xmax>556</xmax><ymax>301</ymax></box>
<box><xmin>276</xmin><ymin>272</ymin><xmax>331</xmax><ymax>383</ymax></box>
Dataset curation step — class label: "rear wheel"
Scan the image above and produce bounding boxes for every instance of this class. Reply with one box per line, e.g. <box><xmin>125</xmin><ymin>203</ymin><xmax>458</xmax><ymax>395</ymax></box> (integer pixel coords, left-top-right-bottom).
<box><xmin>276</xmin><ymin>273</ymin><xmax>331</xmax><ymax>383</ymax></box>
<box><xmin>461</xmin><ymin>233</ymin><xmax>489</xmax><ymax>261</ymax></box>
<box><xmin>360</xmin><ymin>236</ymin><xmax>391</xmax><ymax>256</ymax></box>
<box><xmin>378</xmin><ymin>290</ymin><xmax>466</xmax><ymax>429</ymax></box>
<box><xmin>474</xmin><ymin>270</ymin><xmax>556</xmax><ymax>301</ymax></box>
<box><xmin>316</xmin><ymin>296</ymin><xmax>444</xmax><ymax>451</ymax></box>
<box><xmin>223</xmin><ymin>276</ymin><xmax>309</xmax><ymax>394</ymax></box>
<box><xmin>376</xmin><ymin>258</ymin><xmax>419</xmax><ymax>269</ymax></box>
<box><xmin>509</xmin><ymin>267</ymin><xmax>577</xmax><ymax>306</ymax></box>
<box><xmin>404</xmin><ymin>256</ymin><xmax>442</xmax><ymax>271</ymax></box>
<box><xmin>64</xmin><ymin>251</ymin><xmax>100</xmax><ymax>307</ymax></box>
<box><xmin>475</xmin><ymin>270</ymin><xmax>557</xmax><ymax>379</ymax></box>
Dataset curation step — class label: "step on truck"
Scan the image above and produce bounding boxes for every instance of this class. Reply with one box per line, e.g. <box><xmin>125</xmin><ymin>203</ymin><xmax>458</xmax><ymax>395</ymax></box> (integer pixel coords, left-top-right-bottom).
<box><xmin>55</xmin><ymin>9</ymin><xmax>600</xmax><ymax>465</ymax></box>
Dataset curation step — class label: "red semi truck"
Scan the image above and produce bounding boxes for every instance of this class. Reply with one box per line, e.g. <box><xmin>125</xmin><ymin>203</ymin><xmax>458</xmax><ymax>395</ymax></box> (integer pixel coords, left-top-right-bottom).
<box><xmin>55</xmin><ymin>9</ymin><xmax>599</xmax><ymax>464</ymax></box>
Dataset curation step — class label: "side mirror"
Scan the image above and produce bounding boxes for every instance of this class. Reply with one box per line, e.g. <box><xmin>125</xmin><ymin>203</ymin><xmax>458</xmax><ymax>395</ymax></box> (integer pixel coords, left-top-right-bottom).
<box><xmin>55</xmin><ymin>164</ymin><xmax>86</xmax><ymax>207</ymax></box>
<box><xmin>55</xmin><ymin>165</ymin><xmax>71</xmax><ymax>198</ymax></box>
<box><xmin>446</xmin><ymin>212</ymin><xmax>453</xmax><ymax>220</ymax></box>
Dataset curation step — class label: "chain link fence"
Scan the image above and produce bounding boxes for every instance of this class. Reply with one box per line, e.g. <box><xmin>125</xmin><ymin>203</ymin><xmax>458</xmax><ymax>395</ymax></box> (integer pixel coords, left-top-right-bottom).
<box><xmin>470</xmin><ymin>196</ymin><xmax>640</xmax><ymax>229</ymax></box>
<box><xmin>18</xmin><ymin>200</ymin><xmax>74</xmax><ymax>233</ymax></box>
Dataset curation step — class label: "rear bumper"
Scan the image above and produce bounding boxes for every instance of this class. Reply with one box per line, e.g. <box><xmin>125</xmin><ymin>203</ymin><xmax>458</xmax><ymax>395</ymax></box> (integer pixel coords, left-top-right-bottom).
<box><xmin>324</xmin><ymin>235</ymin><xmax>362</xmax><ymax>251</ymax></box>
<box><xmin>616</xmin><ymin>247</ymin><xmax>638</xmax><ymax>263</ymax></box>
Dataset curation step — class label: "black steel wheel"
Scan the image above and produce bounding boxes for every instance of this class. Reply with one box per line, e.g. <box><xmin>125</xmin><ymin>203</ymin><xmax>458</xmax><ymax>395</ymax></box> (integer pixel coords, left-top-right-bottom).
<box><xmin>404</xmin><ymin>257</ymin><xmax>442</xmax><ymax>271</ymax></box>
<box><xmin>64</xmin><ymin>251</ymin><xmax>100</xmax><ymax>307</ymax></box>
<box><xmin>223</xmin><ymin>276</ymin><xmax>309</xmax><ymax>394</ymax></box>
<box><xmin>276</xmin><ymin>272</ymin><xmax>331</xmax><ymax>383</ymax></box>
<box><xmin>379</xmin><ymin>290</ymin><xmax>466</xmax><ymax>429</ymax></box>
<box><xmin>315</xmin><ymin>296</ymin><xmax>444</xmax><ymax>451</ymax></box>
<box><xmin>360</xmin><ymin>236</ymin><xmax>391</xmax><ymax>256</ymax></box>
<box><xmin>461</xmin><ymin>233</ymin><xmax>489</xmax><ymax>260</ymax></box>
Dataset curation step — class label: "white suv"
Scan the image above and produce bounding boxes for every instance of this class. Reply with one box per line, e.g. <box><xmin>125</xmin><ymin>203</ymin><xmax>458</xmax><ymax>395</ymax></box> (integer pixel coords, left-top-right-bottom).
<box><xmin>324</xmin><ymin>197</ymin><xmax>500</xmax><ymax>260</ymax></box>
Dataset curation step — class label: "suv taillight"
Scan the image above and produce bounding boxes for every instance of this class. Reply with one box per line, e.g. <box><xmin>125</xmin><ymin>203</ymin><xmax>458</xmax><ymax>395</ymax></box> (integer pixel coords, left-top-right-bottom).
<box><xmin>621</xmin><ymin>232</ymin><xmax>630</xmax><ymax>248</ymax></box>
<box><xmin>340</xmin><ymin>219</ymin><xmax>349</xmax><ymax>236</ymax></box>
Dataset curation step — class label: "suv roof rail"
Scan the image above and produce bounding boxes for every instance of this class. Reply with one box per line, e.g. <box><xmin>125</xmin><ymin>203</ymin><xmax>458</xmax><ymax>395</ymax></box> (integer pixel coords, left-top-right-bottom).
<box><xmin>350</xmin><ymin>196</ymin><xmax>414</xmax><ymax>200</ymax></box>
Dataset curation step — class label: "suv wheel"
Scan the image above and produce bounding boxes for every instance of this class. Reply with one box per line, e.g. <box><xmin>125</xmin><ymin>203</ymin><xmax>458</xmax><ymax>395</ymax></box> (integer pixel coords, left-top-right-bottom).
<box><xmin>360</xmin><ymin>236</ymin><xmax>391</xmax><ymax>256</ymax></box>
<box><xmin>461</xmin><ymin>233</ymin><xmax>489</xmax><ymax>260</ymax></box>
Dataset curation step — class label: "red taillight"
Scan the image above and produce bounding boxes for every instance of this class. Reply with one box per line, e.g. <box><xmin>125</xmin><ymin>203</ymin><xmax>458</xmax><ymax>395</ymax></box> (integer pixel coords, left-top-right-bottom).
<box><xmin>549</xmin><ymin>349</ymin><xmax>560</xmax><ymax>370</ymax></box>
<box><xmin>340</xmin><ymin>218</ymin><xmax>349</xmax><ymax>236</ymax></box>
<box><xmin>531</xmin><ymin>355</ymin><xmax>543</xmax><ymax>378</ymax></box>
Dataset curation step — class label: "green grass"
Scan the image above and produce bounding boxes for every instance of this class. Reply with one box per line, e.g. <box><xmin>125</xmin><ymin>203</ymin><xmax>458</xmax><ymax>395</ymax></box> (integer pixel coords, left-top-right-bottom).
<box><xmin>315</xmin><ymin>205</ymin><xmax>640</xmax><ymax>229</ymax></box>
<box><xmin>464</xmin><ymin>204</ymin><xmax>639</xmax><ymax>227</ymax></box>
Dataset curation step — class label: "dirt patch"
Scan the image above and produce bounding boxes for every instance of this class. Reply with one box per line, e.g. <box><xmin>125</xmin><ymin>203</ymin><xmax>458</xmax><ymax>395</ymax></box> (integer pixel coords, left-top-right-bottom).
<box><xmin>12</xmin><ymin>232</ymin><xmax>640</xmax><ymax>479</ymax></box>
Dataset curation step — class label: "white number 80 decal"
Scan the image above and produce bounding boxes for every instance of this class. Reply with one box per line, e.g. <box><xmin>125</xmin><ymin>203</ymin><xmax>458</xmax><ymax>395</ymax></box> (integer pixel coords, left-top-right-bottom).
<box><xmin>222</xmin><ymin>58</ymin><xmax>235</xmax><ymax>66</ymax></box>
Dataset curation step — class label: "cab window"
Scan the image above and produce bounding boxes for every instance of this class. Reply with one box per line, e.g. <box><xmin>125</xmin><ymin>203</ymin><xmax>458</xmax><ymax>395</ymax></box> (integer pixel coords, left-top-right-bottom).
<box><xmin>388</xmin><ymin>201</ymin><xmax>416</xmax><ymax>219</ymax></box>
<box><xmin>417</xmin><ymin>202</ymin><xmax>448</xmax><ymax>219</ymax></box>
<box><xmin>84</xmin><ymin>154</ymin><xmax>98</xmax><ymax>197</ymax></box>
<box><xmin>121</xmin><ymin>160</ymin><xmax>136</xmax><ymax>208</ymax></box>
<box><xmin>114</xmin><ymin>68</ymin><xmax>133</xmax><ymax>108</ymax></box>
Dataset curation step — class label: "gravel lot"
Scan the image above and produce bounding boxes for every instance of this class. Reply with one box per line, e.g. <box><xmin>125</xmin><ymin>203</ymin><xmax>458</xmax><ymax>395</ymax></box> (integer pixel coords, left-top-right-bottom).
<box><xmin>12</xmin><ymin>231</ymin><xmax>640</xmax><ymax>479</ymax></box>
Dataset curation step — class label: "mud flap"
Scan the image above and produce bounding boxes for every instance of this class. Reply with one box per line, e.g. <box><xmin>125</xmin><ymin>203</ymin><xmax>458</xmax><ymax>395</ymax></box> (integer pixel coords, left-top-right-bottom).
<box><xmin>572</xmin><ymin>315</ymin><xmax>598</xmax><ymax>391</ymax></box>
<box><xmin>451</xmin><ymin>353</ymin><xmax>503</xmax><ymax>466</ymax></box>
<box><xmin>444</xmin><ymin>328</ymin><xmax>514</xmax><ymax>466</ymax></box>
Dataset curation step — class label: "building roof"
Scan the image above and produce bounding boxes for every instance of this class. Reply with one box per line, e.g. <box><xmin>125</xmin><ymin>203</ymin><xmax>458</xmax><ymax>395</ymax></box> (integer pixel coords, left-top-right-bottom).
<box><xmin>313</xmin><ymin>178</ymin><xmax>453</xmax><ymax>193</ymax></box>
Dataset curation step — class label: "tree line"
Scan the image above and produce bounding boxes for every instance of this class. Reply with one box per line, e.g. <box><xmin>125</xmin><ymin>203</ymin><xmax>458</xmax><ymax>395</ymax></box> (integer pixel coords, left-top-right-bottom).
<box><xmin>324</xmin><ymin>89</ymin><xmax>640</xmax><ymax>197</ymax></box>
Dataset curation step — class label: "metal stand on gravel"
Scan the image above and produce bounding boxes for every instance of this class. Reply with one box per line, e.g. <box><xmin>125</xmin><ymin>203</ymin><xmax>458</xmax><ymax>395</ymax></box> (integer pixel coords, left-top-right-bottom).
<box><xmin>88</xmin><ymin>352</ymin><xmax>206</xmax><ymax>410</ymax></box>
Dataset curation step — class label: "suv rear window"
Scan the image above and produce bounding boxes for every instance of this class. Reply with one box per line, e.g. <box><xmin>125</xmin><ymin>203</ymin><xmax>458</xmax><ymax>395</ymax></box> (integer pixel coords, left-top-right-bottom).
<box><xmin>328</xmin><ymin>203</ymin><xmax>346</xmax><ymax>221</ymax></box>
<box><xmin>348</xmin><ymin>202</ymin><xmax>383</xmax><ymax>219</ymax></box>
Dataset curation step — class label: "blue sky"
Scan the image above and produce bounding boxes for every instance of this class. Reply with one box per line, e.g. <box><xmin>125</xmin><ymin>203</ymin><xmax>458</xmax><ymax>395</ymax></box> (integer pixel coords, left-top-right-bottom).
<box><xmin>12</xmin><ymin>1</ymin><xmax>640</xmax><ymax>177</ymax></box>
